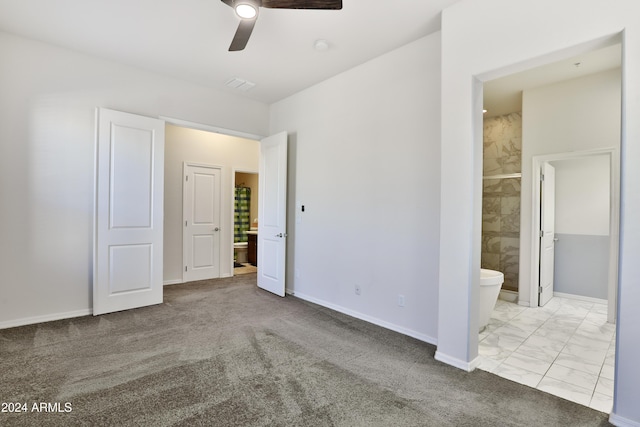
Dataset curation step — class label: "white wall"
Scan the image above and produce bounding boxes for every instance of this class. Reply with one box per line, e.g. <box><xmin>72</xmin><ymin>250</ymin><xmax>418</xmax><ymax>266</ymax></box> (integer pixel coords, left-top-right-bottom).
<box><xmin>519</xmin><ymin>69</ymin><xmax>620</xmax><ymax>303</ymax></box>
<box><xmin>440</xmin><ymin>0</ymin><xmax>640</xmax><ymax>424</ymax></box>
<box><xmin>0</xmin><ymin>32</ymin><xmax>269</xmax><ymax>327</ymax></box>
<box><xmin>269</xmin><ymin>33</ymin><xmax>442</xmax><ymax>343</ymax></box>
<box><xmin>552</xmin><ymin>155</ymin><xmax>611</xmax><ymax>299</ymax></box>
<box><xmin>164</xmin><ymin>125</ymin><xmax>259</xmax><ymax>283</ymax></box>
<box><xmin>553</xmin><ymin>155</ymin><xmax>610</xmax><ymax>236</ymax></box>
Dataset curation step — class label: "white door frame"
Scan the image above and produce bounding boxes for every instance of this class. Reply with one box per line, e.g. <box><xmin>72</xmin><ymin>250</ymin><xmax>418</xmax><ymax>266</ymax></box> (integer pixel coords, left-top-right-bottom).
<box><xmin>160</xmin><ymin>116</ymin><xmax>265</xmax><ymax>141</ymax></box>
<box><xmin>528</xmin><ymin>148</ymin><xmax>620</xmax><ymax>322</ymax></box>
<box><xmin>161</xmin><ymin>116</ymin><xmax>267</xmax><ymax>283</ymax></box>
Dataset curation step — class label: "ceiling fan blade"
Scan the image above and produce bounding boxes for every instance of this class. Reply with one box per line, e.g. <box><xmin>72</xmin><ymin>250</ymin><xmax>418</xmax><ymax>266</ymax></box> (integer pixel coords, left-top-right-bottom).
<box><xmin>261</xmin><ymin>0</ymin><xmax>342</xmax><ymax>9</ymax></box>
<box><xmin>229</xmin><ymin>18</ymin><xmax>257</xmax><ymax>51</ymax></box>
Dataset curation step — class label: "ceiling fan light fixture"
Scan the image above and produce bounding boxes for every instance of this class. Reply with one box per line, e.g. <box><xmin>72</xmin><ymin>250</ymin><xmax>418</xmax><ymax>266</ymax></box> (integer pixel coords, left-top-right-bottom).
<box><xmin>235</xmin><ymin>2</ymin><xmax>258</xmax><ymax>19</ymax></box>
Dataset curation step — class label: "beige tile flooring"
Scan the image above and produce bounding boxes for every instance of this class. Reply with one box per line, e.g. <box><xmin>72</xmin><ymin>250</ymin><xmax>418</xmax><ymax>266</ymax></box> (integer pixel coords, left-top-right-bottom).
<box><xmin>478</xmin><ymin>296</ymin><xmax>616</xmax><ymax>413</ymax></box>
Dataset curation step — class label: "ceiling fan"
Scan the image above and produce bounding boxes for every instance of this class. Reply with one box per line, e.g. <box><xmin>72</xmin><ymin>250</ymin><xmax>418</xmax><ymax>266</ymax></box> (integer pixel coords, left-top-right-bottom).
<box><xmin>221</xmin><ymin>0</ymin><xmax>343</xmax><ymax>51</ymax></box>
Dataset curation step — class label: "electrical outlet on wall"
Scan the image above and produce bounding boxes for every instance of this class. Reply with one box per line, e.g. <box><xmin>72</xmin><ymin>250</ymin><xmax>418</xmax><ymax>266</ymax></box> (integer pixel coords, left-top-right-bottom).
<box><xmin>355</xmin><ymin>285</ymin><xmax>361</xmax><ymax>296</ymax></box>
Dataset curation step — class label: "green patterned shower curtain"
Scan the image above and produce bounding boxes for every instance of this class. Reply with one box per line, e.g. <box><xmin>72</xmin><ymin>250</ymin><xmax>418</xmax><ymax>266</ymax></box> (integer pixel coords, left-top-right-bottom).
<box><xmin>234</xmin><ymin>187</ymin><xmax>251</xmax><ymax>243</ymax></box>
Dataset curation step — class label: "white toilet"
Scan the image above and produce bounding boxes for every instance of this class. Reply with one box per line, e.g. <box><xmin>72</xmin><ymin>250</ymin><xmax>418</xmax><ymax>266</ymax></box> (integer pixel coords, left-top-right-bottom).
<box><xmin>479</xmin><ymin>268</ymin><xmax>504</xmax><ymax>332</ymax></box>
<box><xmin>234</xmin><ymin>242</ymin><xmax>248</xmax><ymax>264</ymax></box>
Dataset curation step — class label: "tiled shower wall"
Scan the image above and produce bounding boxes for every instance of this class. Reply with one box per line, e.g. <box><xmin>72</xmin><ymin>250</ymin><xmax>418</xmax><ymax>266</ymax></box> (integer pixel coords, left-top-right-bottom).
<box><xmin>482</xmin><ymin>112</ymin><xmax>522</xmax><ymax>291</ymax></box>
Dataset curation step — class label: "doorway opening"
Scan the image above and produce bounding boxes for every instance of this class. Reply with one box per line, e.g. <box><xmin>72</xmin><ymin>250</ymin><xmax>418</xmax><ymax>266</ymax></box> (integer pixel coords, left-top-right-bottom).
<box><xmin>162</xmin><ymin>120</ymin><xmax>261</xmax><ymax>285</ymax></box>
<box><xmin>164</xmin><ymin>121</ymin><xmax>289</xmax><ymax>297</ymax></box>
<box><xmin>478</xmin><ymin>40</ymin><xmax>621</xmax><ymax>412</ymax></box>
<box><xmin>531</xmin><ymin>150</ymin><xmax>619</xmax><ymax>321</ymax></box>
<box><xmin>233</xmin><ymin>170</ymin><xmax>259</xmax><ymax>275</ymax></box>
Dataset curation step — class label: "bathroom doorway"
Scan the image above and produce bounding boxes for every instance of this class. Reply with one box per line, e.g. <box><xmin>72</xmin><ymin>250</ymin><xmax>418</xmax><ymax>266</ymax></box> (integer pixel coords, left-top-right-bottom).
<box><xmin>478</xmin><ymin>41</ymin><xmax>621</xmax><ymax>412</ymax></box>
<box><xmin>233</xmin><ymin>170</ymin><xmax>259</xmax><ymax>275</ymax></box>
<box><xmin>481</xmin><ymin>41</ymin><xmax>621</xmax><ymax>309</ymax></box>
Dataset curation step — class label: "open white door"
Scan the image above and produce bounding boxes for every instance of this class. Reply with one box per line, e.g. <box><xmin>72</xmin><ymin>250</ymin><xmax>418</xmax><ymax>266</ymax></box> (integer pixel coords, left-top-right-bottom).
<box><xmin>94</xmin><ymin>108</ymin><xmax>165</xmax><ymax>315</ymax></box>
<box><xmin>183</xmin><ymin>164</ymin><xmax>222</xmax><ymax>282</ymax></box>
<box><xmin>539</xmin><ymin>162</ymin><xmax>556</xmax><ymax>306</ymax></box>
<box><xmin>258</xmin><ymin>131</ymin><xmax>288</xmax><ymax>297</ymax></box>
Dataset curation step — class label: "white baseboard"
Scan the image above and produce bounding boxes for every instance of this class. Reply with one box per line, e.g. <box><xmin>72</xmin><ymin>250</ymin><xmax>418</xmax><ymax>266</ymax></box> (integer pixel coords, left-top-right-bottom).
<box><xmin>290</xmin><ymin>291</ymin><xmax>437</xmax><ymax>346</ymax></box>
<box><xmin>499</xmin><ymin>290</ymin><xmax>518</xmax><ymax>303</ymax></box>
<box><xmin>554</xmin><ymin>292</ymin><xmax>607</xmax><ymax>305</ymax></box>
<box><xmin>0</xmin><ymin>309</ymin><xmax>93</xmax><ymax>330</ymax></box>
<box><xmin>610</xmin><ymin>413</ymin><xmax>640</xmax><ymax>427</ymax></box>
<box><xmin>435</xmin><ymin>351</ymin><xmax>480</xmax><ymax>372</ymax></box>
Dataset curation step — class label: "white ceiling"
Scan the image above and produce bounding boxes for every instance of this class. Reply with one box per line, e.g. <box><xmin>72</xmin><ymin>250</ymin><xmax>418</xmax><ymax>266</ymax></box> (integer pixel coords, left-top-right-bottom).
<box><xmin>0</xmin><ymin>0</ymin><xmax>463</xmax><ymax>104</ymax></box>
<box><xmin>484</xmin><ymin>43</ymin><xmax>622</xmax><ymax>117</ymax></box>
<box><xmin>0</xmin><ymin>1</ymin><xmax>622</xmax><ymax>110</ymax></box>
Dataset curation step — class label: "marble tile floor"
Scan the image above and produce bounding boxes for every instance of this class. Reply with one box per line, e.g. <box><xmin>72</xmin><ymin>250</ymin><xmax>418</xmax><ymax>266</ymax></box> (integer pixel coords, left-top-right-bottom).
<box><xmin>478</xmin><ymin>296</ymin><xmax>616</xmax><ymax>413</ymax></box>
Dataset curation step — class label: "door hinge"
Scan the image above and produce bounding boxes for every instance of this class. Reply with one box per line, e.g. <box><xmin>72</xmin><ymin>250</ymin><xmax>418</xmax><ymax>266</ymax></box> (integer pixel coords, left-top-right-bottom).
<box><xmin>185</xmin><ymin>175</ymin><xmax>189</xmax><ymax>181</ymax></box>
<box><xmin>185</xmin><ymin>266</ymin><xmax>188</xmax><ymax>272</ymax></box>
<box><xmin>539</xmin><ymin>230</ymin><xmax>544</xmax><ymax>238</ymax></box>
<box><xmin>538</xmin><ymin>286</ymin><xmax>543</xmax><ymax>294</ymax></box>
<box><xmin>540</xmin><ymin>173</ymin><xmax>545</xmax><ymax>182</ymax></box>
<box><xmin>185</xmin><ymin>220</ymin><xmax>188</xmax><ymax>227</ymax></box>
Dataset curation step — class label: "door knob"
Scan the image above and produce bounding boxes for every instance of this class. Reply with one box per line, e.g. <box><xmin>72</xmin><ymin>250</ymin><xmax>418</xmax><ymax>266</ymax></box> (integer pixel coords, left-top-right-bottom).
<box><xmin>213</xmin><ymin>227</ymin><xmax>219</xmax><ymax>232</ymax></box>
<box><xmin>275</xmin><ymin>233</ymin><xmax>288</xmax><ymax>238</ymax></box>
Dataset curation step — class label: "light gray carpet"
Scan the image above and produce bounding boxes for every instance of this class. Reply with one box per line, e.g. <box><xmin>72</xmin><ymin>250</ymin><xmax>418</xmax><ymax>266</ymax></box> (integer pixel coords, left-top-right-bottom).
<box><xmin>0</xmin><ymin>274</ymin><xmax>611</xmax><ymax>426</ymax></box>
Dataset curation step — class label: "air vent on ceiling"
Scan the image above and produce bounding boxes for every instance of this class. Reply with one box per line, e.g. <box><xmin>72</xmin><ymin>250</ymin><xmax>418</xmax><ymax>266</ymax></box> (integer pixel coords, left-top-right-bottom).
<box><xmin>225</xmin><ymin>77</ymin><xmax>256</xmax><ymax>92</ymax></box>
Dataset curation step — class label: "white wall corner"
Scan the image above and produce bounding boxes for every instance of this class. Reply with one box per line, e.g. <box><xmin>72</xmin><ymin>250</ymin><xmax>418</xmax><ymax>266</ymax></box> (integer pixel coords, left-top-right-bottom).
<box><xmin>434</xmin><ymin>351</ymin><xmax>481</xmax><ymax>372</ymax></box>
<box><xmin>441</xmin><ymin>0</ymin><xmax>640</xmax><ymax>422</ymax></box>
<box><xmin>609</xmin><ymin>413</ymin><xmax>640</xmax><ymax>427</ymax></box>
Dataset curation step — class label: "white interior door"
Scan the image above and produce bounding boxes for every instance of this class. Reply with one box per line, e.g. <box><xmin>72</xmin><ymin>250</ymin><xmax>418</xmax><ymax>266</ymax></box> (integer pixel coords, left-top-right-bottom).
<box><xmin>183</xmin><ymin>164</ymin><xmax>222</xmax><ymax>282</ymax></box>
<box><xmin>94</xmin><ymin>108</ymin><xmax>165</xmax><ymax>315</ymax></box>
<box><xmin>539</xmin><ymin>162</ymin><xmax>556</xmax><ymax>306</ymax></box>
<box><xmin>258</xmin><ymin>131</ymin><xmax>288</xmax><ymax>297</ymax></box>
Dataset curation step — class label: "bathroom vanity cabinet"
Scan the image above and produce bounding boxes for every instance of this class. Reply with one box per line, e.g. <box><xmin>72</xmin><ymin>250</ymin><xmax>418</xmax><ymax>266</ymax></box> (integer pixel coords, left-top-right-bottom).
<box><xmin>247</xmin><ymin>232</ymin><xmax>257</xmax><ymax>266</ymax></box>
